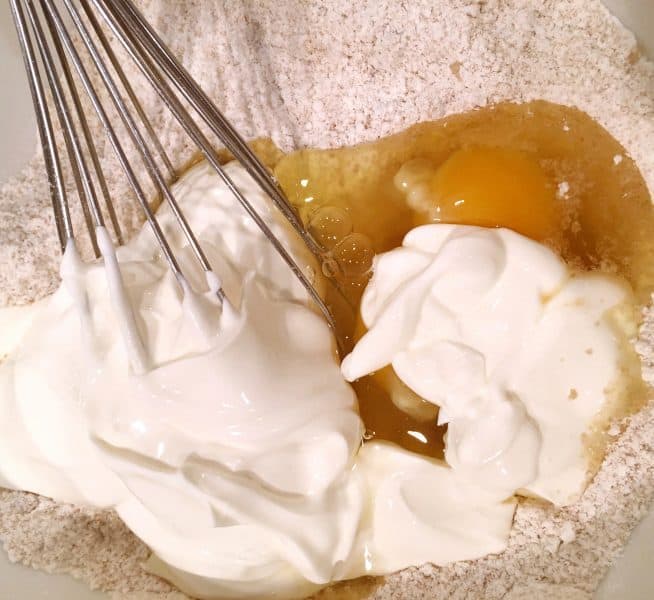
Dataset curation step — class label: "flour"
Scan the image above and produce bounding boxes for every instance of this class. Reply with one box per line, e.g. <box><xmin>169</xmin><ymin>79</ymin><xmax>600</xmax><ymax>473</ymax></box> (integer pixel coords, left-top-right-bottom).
<box><xmin>1</xmin><ymin>1</ymin><xmax>654</xmax><ymax>598</ymax></box>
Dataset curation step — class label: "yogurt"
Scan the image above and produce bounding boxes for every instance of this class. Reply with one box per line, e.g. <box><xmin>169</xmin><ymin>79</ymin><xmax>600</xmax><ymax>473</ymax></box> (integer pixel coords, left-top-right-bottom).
<box><xmin>342</xmin><ymin>224</ymin><xmax>633</xmax><ymax>504</ymax></box>
<box><xmin>0</xmin><ymin>162</ymin><xmax>519</xmax><ymax>598</ymax></box>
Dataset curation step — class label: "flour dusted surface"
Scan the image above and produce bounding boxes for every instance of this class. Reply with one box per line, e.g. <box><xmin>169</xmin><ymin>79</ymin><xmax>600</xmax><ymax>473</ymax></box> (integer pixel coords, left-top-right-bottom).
<box><xmin>1</xmin><ymin>1</ymin><xmax>654</xmax><ymax>598</ymax></box>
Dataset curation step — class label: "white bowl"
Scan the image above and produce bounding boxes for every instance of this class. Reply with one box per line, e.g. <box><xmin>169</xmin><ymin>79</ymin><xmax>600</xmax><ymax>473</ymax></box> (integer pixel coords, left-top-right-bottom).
<box><xmin>0</xmin><ymin>1</ymin><xmax>652</xmax><ymax>598</ymax></box>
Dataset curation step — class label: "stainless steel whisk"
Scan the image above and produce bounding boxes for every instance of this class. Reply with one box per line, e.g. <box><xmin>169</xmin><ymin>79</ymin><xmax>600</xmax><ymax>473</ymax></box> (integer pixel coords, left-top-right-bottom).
<box><xmin>10</xmin><ymin>0</ymin><xmax>337</xmax><ymax>341</ymax></box>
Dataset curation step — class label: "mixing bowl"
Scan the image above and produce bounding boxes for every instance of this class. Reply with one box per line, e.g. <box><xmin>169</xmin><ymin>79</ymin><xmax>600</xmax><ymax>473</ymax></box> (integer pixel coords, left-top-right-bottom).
<box><xmin>0</xmin><ymin>1</ymin><xmax>651</xmax><ymax>598</ymax></box>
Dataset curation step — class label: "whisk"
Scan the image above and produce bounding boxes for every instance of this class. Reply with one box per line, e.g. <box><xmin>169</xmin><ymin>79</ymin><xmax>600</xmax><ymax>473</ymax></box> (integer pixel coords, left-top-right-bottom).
<box><xmin>10</xmin><ymin>0</ymin><xmax>338</xmax><ymax>365</ymax></box>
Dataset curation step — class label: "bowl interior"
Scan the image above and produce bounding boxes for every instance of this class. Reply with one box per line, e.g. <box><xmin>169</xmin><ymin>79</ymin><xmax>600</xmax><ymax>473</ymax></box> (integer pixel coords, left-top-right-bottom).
<box><xmin>0</xmin><ymin>2</ymin><xmax>652</xmax><ymax>599</ymax></box>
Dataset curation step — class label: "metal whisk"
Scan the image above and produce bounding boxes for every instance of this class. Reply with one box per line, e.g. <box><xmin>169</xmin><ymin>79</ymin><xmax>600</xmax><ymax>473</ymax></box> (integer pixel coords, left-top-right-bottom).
<box><xmin>10</xmin><ymin>0</ymin><xmax>336</xmax><ymax>359</ymax></box>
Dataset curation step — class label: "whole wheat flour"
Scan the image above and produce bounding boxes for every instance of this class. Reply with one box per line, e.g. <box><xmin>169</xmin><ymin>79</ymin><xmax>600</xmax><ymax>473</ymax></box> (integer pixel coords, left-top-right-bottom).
<box><xmin>1</xmin><ymin>1</ymin><xmax>653</xmax><ymax>599</ymax></box>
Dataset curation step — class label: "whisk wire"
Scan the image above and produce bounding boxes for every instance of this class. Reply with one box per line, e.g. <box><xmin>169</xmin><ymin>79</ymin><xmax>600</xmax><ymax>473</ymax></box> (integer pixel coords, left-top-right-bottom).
<box><xmin>107</xmin><ymin>0</ymin><xmax>325</xmax><ymax>260</ymax></box>
<box><xmin>28</xmin><ymin>0</ymin><xmax>103</xmax><ymax>256</ymax></box>
<box><xmin>45</xmin><ymin>17</ymin><xmax>126</xmax><ymax>247</ymax></box>
<box><xmin>10</xmin><ymin>0</ymin><xmax>73</xmax><ymax>249</ymax></box>
<box><xmin>11</xmin><ymin>0</ymin><xmax>340</xmax><ymax>347</ymax></box>
<box><xmin>39</xmin><ymin>0</ymin><xmax>188</xmax><ymax>286</ymax></box>
<box><xmin>89</xmin><ymin>0</ymin><xmax>335</xmax><ymax>325</ymax></box>
<box><xmin>80</xmin><ymin>2</ymin><xmax>176</xmax><ymax>182</ymax></box>
<box><xmin>61</xmin><ymin>0</ymin><xmax>217</xmax><ymax>288</ymax></box>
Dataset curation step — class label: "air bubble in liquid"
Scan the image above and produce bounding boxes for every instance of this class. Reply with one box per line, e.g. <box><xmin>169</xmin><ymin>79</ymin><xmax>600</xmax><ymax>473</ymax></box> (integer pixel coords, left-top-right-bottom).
<box><xmin>332</xmin><ymin>233</ymin><xmax>374</xmax><ymax>278</ymax></box>
<box><xmin>308</xmin><ymin>206</ymin><xmax>353</xmax><ymax>250</ymax></box>
<box><xmin>321</xmin><ymin>255</ymin><xmax>341</xmax><ymax>279</ymax></box>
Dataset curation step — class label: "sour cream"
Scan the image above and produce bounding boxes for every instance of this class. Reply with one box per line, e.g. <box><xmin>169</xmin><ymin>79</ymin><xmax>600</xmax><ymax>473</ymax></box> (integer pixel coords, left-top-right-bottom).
<box><xmin>0</xmin><ymin>163</ymin><xmax>520</xmax><ymax>598</ymax></box>
<box><xmin>342</xmin><ymin>224</ymin><xmax>633</xmax><ymax>505</ymax></box>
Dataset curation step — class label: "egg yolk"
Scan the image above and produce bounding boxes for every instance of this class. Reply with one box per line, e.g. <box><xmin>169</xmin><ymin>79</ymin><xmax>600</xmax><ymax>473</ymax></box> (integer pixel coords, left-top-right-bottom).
<box><xmin>396</xmin><ymin>148</ymin><xmax>559</xmax><ymax>240</ymax></box>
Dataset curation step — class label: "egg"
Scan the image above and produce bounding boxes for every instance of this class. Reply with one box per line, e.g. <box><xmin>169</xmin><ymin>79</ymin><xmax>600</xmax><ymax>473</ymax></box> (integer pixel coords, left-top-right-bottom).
<box><xmin>395</xmin><ymin>148</ymin><xmax>559</xmax><ymax>240</ymax></box>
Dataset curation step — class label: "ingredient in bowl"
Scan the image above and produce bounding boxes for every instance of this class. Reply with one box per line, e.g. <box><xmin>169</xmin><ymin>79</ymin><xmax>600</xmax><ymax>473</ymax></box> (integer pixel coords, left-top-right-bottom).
<box><xmin>1</xmin><ymin>101</ymin><xmax>652</xmax><ymax>600</ymax></box>
<box><xmin>342</xmin><ymin>224</ymin><xmax>636</xmax><ymax>505</ymax></box>
<box><xmin>275</xmin><ymin>100</ymin><xmax>654</xmax><ymax>461</ymax></box>
<box><xmin>0</xmin><ymin>160</ymin><xmax>519</xmax><ymax>599</ymax></box>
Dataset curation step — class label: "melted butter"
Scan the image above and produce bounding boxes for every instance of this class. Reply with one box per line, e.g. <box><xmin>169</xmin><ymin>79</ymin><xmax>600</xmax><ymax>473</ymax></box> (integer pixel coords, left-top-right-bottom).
<box><xmin>273</xmin><ymin>100</ymin><xmax>654</xmax><ymax>460</ymax></box>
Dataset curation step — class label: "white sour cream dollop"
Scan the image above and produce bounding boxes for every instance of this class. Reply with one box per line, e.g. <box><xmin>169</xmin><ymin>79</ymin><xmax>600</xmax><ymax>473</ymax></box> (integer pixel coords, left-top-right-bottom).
<box><xmin>342</xmin><ymin>224</ymin><xmax>632</xmax><ymax>504</ymax></box>
<box><xmin>0</xmin><ymin>163</ymin><xmax>520</xmax><ymax>599</ymax></box>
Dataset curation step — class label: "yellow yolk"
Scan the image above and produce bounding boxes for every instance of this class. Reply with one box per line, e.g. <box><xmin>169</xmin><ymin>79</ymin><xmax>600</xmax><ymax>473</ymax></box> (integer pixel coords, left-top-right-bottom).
<box><xmin>397</xmin><ymin>148</ymin><xmax>559</xmax><ymax>240</ymax></box>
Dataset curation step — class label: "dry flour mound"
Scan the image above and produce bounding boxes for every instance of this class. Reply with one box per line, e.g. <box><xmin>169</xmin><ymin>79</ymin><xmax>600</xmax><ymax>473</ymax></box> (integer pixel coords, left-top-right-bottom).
<box><xmin>1</xmin><ymin>1</ymin><xmax>653</xmax><ymax>598</ymax></box>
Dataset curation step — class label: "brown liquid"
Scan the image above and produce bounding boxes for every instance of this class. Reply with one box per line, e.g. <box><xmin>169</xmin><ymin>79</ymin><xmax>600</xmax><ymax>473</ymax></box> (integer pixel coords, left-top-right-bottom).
<box><xmin>272</xmin><ymin>100</ymin><xmax>654</xmax><ymax>460</ymax></box>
